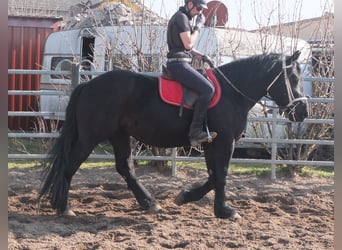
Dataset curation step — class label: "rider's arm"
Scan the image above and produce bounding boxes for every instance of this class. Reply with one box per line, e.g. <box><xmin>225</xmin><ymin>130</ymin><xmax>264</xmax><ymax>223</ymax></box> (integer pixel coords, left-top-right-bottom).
<box><xmin>179</xmin><ymin>31</ymin><xmax>204</xmax><ymax>60</ymax></box>
<box><xmin>179</xmin><ymin>30</ymin><xmax>200</xmax><ymax>51</ymax></box>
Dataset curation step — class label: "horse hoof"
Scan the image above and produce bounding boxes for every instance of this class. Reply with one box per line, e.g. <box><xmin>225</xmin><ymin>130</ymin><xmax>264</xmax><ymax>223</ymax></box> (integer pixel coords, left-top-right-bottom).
<box><xmin>148</xmin><ymin>203</ymin><xmax>162</xmax><ymax>213</ymax></box>
<box><xmin>175</xmin><ymin>190</ymin><xmax>187</xmax><ymax>206</ymax></box>
<box><xmin>61</xmin><ymin>207</ymin><xmax>76</xmax><ymax>216</ymax></box>
<box><xmin>231</xmin><ymin>212</ymin><xmax>241</xmax><ymax>220</ymax></box>
<box><xmin>215</xmin><ymin>206</ymin><xmax>240</xmax><ymax>219</ymax></box>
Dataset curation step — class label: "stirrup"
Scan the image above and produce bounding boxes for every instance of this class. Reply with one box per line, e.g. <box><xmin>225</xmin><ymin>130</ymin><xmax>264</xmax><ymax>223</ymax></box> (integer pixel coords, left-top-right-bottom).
<box><xmin>205</xmin><ymin>124</ymin><xmax>217</xmax><ymax>143</ymax></box>
<box><xmin>190</xmin><ymin>131</ymin><xmax>217</xmax><ymax>147</ymax></box>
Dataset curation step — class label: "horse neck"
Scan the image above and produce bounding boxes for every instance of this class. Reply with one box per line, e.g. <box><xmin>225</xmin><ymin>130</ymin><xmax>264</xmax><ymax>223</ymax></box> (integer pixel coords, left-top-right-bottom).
<box><xmin>216</xmin><ymin>64</ymin><xmax>270</xmax><ymax>109</ymax></box>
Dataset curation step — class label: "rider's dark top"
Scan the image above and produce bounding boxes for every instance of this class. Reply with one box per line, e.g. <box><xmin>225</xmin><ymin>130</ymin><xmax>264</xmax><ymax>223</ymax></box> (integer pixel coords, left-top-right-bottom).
<box><xmin>167</xmin><ymin>7</ymin><xmax>194</xmax><ymax>59</ymax></box>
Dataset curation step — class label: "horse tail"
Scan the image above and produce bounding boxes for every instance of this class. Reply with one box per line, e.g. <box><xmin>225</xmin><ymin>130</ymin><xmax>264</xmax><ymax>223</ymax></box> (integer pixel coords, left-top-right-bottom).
<box><xmin>39</xmin><ymin>83</ymin><xmax>86</xmax><ymax>212</ymax></box>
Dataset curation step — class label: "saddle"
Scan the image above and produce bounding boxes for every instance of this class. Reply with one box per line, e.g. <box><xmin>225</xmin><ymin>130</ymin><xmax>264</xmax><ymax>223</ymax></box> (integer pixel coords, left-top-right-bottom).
<box><xmin>159</xmin><ymin>66</ymin><xmax>221</xmax><ymax>116</ymax></box>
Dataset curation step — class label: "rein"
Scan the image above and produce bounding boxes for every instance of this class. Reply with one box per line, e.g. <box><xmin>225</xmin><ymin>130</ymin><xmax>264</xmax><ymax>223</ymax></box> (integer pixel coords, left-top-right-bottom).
<box><xmin>213</xmin><ymin>58</ymin><xmax>307</xmax><ymax>109</ymax></box>
<box><xmin>213</xmin><ymin>67</ymin><xmax>260</xmax><ymax>105</ymax></box>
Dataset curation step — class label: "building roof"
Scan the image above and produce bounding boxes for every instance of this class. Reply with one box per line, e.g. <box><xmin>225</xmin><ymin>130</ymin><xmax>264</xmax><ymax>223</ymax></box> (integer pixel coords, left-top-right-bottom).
<box><xmin>8</xmin><ymin>0</ymin><xmax>165</xmax><ymax>28</ymax></box>
<box><xmin>8</xmin><ymin>0</ymin><xmax>144</xmax><ymax>17</ymax></box>
<box><xmin>250</xmin><ymin>12</ymin><xmax>334</xmax><ymax>45</ymax></box>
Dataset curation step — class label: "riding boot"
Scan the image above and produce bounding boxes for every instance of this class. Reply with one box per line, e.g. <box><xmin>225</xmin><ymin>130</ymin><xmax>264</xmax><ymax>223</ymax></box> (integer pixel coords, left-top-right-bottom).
<box><xmin>188</xmin><ymin>101</ymin><xmax>217</xmax><ymax>147</ymax></box>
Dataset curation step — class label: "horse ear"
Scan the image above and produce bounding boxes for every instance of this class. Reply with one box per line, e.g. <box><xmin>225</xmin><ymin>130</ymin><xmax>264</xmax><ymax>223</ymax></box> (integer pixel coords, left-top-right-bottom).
<box><xmin>287</xmin><ymin>50</ymin><xmax>301</xmax><ymax>63</ymax></box>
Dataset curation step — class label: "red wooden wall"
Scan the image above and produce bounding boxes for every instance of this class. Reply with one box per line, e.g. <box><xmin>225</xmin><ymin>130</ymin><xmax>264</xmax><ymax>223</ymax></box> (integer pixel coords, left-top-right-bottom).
<box><xmin>8</xmin><ymin>16</ymin><xmax>62</xmax><ymax>130</ymax></box>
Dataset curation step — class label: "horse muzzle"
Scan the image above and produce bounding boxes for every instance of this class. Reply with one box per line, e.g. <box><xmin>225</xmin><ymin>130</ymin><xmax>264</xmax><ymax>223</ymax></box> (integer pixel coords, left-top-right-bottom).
<box><xmin>282</xmin><ymin>97</ymin><xmax>309</xmax><ymax>122</ymax></box>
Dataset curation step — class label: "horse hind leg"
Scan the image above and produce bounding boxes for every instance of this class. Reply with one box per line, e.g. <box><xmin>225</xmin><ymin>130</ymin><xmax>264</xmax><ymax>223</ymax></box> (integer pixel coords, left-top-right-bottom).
<box><xmin>175</xmin><ymin>178</ymin><xmax>214</xmax><ymax>205</ymax></box>
<box><xmin>54</xmin><ymin>139</ymin><xmax>96</xmax><ymax>216</ymax></box>
<box><xmin>109</xmin><ymin>133</ymin><xmax>161</xmax><ymax>213</ymax></box>
<box><xmin>66</xmin><ymin>141</ymin><xmax>98</xmax><ymax>215</ymax></box>
<box><xmin>175</xmin><ymin>145</ymin><xmax>216</xmax><ymax>205</ymax></box>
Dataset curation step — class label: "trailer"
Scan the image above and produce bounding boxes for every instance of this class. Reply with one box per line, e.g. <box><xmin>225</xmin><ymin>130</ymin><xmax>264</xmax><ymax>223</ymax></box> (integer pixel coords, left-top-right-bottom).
<box><xmin>39</xmin><ymin>25</ymin><xmax>312</xmax><ymax>153</ymax></box>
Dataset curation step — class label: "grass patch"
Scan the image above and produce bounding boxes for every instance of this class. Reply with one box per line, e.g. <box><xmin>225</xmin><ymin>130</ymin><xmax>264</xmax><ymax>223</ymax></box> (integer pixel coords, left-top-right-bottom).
<box><xmin>8</xmin><ymin>160</ymin><xmax>43</xmax><ymax>169</ymax></box>
<box><xmin>8</xmin><ymin>160</ymin><xmax>334</xmax><ymax>178</ymax></box>
<box><xmin>8</xmin><ymin>137</ymin><xmax>113</xmax><ymax>155</ymax></box>
<box><xmin>166</xmin><ymin>161</ymin><xmax>206</xmax><ymax>170</ymax></box>
<box><xmin>229</xmin><ymin>164</ymin><xmax>281</xmax><ymax>176</ymax></box>
<box><xmin>301</xmin><ymin>166</ymin><xmax>334</xmax><ymax>178</ymax></box>
<box><xmin>166</xmin><ymin>161</ymin><xmax>334</xmax><ymax>178</ymax></box>
<box><xmin>166</xmin><ymin>161</ymin><xmax>291</xmax><ymax>177</ymax></box>
<box><xmin>8</xmin><ymin>159</ymin><xmax>115</xmax><ymax>170</ymax></box>
<box><xmin>167</xmin><ymin>162</ymin><xmax>288</xmax><ymax>176</ymax></box>
<box><xmin>80</xmin><ymin>161</ymin><xmax>114</xmax><ymax>169</ymax></box>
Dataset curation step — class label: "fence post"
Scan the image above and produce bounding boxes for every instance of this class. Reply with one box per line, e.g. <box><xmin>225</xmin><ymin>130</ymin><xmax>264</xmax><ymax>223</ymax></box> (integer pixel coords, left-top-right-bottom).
<box><xmin>271</xmin><ymin>106</ymin><xmax>278</xmax><ymax>180</ymax></box>
<box><xmin>171</xmin><ymin>147</ymin><xmax>177</xmax><ymax>176</ymax></box>
<box><xmin>71</xmin><ymin>63</ymin><xmax>80</xmax><ymax>90</ymax></box>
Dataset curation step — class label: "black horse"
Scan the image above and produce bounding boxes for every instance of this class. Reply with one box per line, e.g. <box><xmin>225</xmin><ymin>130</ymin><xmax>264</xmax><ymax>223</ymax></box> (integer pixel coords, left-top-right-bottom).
<box><xmin>39</xmin><ymin>51</ymin><xmax>308</xmax><ymax>219</ymax></box>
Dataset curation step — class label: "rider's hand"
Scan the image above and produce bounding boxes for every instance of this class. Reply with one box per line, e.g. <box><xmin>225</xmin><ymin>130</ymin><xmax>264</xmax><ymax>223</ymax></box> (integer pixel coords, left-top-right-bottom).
<box><xmin>202</xmin><ymin>55</ymin><xmax>215</xmax><ymax>67</ymax></box>
<box><xmin>195</xmin><ymin>14</ymin><xmax>205</xmax><ymax>31</ymax></box>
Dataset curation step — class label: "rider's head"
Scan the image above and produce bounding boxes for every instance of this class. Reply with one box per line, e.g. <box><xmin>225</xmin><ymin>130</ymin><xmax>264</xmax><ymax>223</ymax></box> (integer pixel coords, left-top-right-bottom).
<box><xmin>184</xmin><ymin>0</ymin><xmax>208</xmax><ymax>16</ymax></box>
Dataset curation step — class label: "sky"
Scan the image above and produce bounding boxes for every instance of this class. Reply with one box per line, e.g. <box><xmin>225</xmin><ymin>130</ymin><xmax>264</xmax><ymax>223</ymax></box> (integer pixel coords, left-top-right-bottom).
<box><xmin>142</xmin><ymin>0</ymin><xmax>334</xmax><ymax>30</ymax></box>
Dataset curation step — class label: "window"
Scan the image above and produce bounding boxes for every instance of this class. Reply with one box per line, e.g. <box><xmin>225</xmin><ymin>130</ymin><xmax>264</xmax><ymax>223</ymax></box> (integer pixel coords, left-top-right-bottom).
<box><xmin>51</xmin><ymin>57</ymin><xmax>73</xmax><ymax>79</ymax></box>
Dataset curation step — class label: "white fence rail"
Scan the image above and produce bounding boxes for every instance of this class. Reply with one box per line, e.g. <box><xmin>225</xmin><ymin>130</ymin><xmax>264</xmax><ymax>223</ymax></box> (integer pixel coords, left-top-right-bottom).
<box><xmin>8</xmin><ymin>69</ymin><xmax>334</xmax><ymax>178</ymax></box>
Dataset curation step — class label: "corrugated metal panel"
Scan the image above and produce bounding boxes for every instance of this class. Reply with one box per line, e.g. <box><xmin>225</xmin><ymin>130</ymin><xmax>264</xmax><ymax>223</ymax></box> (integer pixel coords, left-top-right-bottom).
<box><xmin>8</xmin><ymin>16</ymin><xmax>61</xmax><ymax>130</ymax></box>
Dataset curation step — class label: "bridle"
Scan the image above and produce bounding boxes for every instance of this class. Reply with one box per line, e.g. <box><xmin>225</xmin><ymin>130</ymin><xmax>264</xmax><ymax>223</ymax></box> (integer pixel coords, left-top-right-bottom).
<box><xmin>266</xmin><ymin>56</ymin><xmax>308</xmax><ymax>108</ymax></box>
<box><xmin>213</xmin><ymin>56</ymin><xmax>308</xmax><ymax>110</ymax></box>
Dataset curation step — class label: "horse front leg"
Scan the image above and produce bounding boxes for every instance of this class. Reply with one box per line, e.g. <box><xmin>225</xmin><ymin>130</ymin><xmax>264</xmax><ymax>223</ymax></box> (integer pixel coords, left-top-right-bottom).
<box><xmin>213</xmin><ymin>170</ymin><xmax>239</xmax><ymax>219</ymax></box>
<box><xmin>109</xmin><ymin>134</ymin><xmax>161</xmax><ymax>213</ymax></box>
<box><xmin>175</xmin><ymin>144</ymin><xmax>240</xmax><ymax>219</ymax></box>
<box><xmin>174</xmin><ymin>138</ymin><xmax>240</xmax><ymax>219</ymax></box>
<box><xmin>212</xmin><ymin>143</ymin><xmax>241</xmax><ymax>219</ymax></box>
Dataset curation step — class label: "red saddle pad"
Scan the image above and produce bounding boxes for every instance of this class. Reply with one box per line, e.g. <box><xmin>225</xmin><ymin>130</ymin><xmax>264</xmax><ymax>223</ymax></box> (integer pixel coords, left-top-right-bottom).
<box><xmin>158</xmin><ymin>68</ymin><xmax>221</xmax><ymax>109</ymax></box>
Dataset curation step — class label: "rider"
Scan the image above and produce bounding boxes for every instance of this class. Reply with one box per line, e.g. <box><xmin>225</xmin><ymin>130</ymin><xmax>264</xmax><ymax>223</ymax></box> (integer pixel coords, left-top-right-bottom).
<box><xmin>166</xmin><ymin>0</ymin><xmax>217</xmax><ymax>147</ymax></box>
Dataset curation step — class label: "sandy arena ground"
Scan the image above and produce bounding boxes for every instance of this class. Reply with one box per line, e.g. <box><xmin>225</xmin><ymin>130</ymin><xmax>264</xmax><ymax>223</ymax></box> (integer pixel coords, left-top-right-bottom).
<box><xmin>8</xmin><ymin>165</ymin><xmax>333</xmax><ymax>249</ymax></box>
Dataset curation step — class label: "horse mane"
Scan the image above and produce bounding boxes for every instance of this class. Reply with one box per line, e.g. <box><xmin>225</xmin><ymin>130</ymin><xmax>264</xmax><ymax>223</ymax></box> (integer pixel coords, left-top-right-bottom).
<box><xmin>219</xmin><ymin>53</ymin><xmax>282</xmax><ymax>74</ymax></box>
<box><xmin>216</xmin><ymin>53</ymin><xmax>283</xmax><ymax>88</ymax></box>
